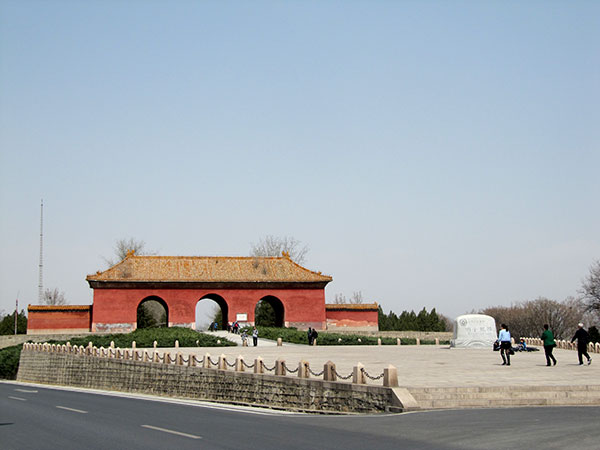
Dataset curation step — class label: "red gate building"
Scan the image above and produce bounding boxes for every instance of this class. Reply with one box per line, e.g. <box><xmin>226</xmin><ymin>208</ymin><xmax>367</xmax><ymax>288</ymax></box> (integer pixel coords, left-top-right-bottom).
<box><xmin>27</xmin><ymin>252</ymin><xmax>379</xmax><ymax>334</ymax></box>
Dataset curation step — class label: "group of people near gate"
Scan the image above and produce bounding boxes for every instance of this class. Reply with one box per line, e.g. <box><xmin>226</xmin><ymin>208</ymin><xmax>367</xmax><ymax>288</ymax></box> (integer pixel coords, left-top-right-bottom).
<box><xmin>496</xmin><ymin>323</ymin><xmax>593</xmax><ymax>367</ymax></box>
<box><xmin>227</xmin><ymin>321</ymin><xmax>241</xmax><ymax>334</ymax></box>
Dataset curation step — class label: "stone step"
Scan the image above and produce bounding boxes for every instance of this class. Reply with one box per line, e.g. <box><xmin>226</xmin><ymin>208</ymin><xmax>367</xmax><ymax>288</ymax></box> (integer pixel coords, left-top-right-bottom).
<box><xmin>408</xmin><ymin>385</ymin><xmax>600</xmax><ymax>410</ymax></box>
<box><xmin>417</xmin><ymin>396</ymin><xmax>600</xmax><ymax>410</ymax></box>
<box><xmin>408</xmin><ymin>385</ymin><xmax>600</xmax><ymax>394</ymax></box>
<box><xmin>410</xmin><ymin>390</ymin><xmax>600</xmax><ymax>401</ymax></box>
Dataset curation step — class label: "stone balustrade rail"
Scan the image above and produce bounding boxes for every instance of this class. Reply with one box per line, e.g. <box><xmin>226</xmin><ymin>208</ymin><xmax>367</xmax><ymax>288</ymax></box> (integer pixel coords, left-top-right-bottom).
<box><xmin>523</xmin><ymin>338</ymin><xmax>600</xmax><ymax>353</ymax></box>
<box><xmin>21</xmin><ymin>342</ymin><xmax>397</xmax><ymax>387</ymax></box>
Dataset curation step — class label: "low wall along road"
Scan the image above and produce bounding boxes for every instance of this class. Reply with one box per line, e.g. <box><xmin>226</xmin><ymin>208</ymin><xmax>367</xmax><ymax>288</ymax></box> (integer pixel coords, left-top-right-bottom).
<box><xmin>16</xmin><ymin>343</ymin><xmax>417</xmax><ymax>414</ymax></box>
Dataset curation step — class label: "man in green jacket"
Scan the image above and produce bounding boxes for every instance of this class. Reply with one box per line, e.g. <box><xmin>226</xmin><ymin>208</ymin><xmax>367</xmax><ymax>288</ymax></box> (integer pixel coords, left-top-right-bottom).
<box><xmin>541</xmin><ymin>324</ymin><xmax>557</xmax><ymax>366</ymax></box>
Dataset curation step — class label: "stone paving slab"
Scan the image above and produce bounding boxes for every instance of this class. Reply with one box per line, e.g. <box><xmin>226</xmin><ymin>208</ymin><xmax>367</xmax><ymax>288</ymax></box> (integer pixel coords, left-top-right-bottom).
<box><xmin>165</xmin><ymin>341</ymin><xmax>598</xmax><ymax>388</ymax></box>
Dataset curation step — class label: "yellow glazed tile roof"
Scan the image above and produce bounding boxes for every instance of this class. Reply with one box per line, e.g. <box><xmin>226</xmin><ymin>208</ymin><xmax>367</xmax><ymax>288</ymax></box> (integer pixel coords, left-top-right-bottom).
<box><xmin>325</xmin><ymin>303</ymin><xmax>378</xmax><ymax>311</ymax></box>
<box><xmin>28</xmin><ymin>305</ymin><xmax>91</xmax><ymax>311</ymax></box>
<box><xmin>86</xmin><ymin>254</ymin><xmax>332</xmax><ymax>284</ymax></box>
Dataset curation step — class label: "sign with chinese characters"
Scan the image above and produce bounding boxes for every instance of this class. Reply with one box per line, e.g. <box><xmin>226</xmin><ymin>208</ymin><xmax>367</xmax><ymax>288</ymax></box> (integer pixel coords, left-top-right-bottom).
<box><xmin>451</xmin><ymin>314</ymin><xmax>497</xmax><ymax>348</ymax></box>
<box><xmin>236</xmin><ymin>313</ymin><xmax>248</xmax><ymax>322</ymax></box>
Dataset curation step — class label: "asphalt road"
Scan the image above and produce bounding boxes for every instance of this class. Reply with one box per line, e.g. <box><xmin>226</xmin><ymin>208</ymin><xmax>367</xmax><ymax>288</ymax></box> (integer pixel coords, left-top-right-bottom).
<box><xmin>1</xmin><ymin>382</ymin><xmax>599</xmax><ymax>450</ymax></box>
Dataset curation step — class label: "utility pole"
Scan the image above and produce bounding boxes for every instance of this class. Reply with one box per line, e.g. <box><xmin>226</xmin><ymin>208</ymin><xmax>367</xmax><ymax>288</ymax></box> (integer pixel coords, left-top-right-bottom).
<box><xmin>38</xmin><ymin>199</ymin><xmax>43</xmax><ymax>303</ymax></box>
<box><xmin>15</xmin><ymin>295</ymin><xmax>19</xmax><ymax>335</ymax></box>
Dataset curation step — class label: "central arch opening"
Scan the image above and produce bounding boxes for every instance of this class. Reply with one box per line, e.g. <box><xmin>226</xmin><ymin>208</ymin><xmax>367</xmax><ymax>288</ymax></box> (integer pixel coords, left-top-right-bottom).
<box><xmin>255</xmin><ymin>295</ymin><xmax>284</xmax><ymax>327</ymax></box>
<box><xmin>137</xmin><ymin>296</ymin><xmax>168</xmax><ymax>329</ymax></box>
<box><xmin>195</xmin><ymin>294</ymin><xmax>228</xmax><ymax>331</ymax></box>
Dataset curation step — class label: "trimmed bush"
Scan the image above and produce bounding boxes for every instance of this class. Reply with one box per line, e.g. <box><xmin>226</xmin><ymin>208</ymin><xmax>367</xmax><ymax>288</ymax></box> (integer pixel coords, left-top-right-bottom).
<box><xmin>243</xmin><ymin>326</ymin><xmax>449</xmax><ymax>346</ymax></box>
<box><xmin>0</xmin><ymin>345</ymin><xmax>22</xmax><ymax>379</ymax></box>
<box><xmin>47</xmin><ymin>327</ymin><xmax>236</xmax><ymax>349</ymax></box>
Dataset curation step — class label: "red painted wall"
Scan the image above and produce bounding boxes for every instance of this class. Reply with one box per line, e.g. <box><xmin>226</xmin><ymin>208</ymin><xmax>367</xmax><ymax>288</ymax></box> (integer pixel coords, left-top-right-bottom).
<box><xmin>325</xmin><ymin>308</ymin><xmax>378</xmax><ymax>331</ymax></box>
<box><xmin>91</xmin><ymin>288</ymin><xmax>326</xmax><ymax>333</ymax></box>
<box><xmin>27</xmin><ymin>306</ymin><xmax>92</xmax><ymax>335</ymax></box>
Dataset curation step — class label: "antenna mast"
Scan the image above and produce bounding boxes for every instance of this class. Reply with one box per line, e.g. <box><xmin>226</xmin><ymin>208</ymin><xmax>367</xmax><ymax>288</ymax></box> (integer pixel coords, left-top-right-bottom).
<box><xmin>38</xmin><ymin>199</ymin><xmax>43</xmax><ymax>303</ymax></box>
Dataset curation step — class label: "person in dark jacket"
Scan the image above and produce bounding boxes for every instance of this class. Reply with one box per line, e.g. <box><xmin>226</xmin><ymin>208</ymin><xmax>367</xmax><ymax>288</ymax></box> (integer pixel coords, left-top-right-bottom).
<box><xmin>541</xmin><ymin>324</ymin><xmax>557</xmax><ymax>366</ymax></box>
<box><xmin>571</xmin><ymin>323</ymin><xmax>592</xmax><ymax>365</ymax></box>
<box><xmin>307</xmin><ymin>327</ymin><xmax>313</xmax><ymax>345</ymax></box>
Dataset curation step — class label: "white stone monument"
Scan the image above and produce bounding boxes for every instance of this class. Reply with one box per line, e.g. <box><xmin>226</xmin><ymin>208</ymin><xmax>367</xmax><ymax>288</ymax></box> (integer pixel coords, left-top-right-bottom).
<box><xmin>451</xmin><ymin>314</ymin><xmax>497</xmax><ymax>348</ymax></box>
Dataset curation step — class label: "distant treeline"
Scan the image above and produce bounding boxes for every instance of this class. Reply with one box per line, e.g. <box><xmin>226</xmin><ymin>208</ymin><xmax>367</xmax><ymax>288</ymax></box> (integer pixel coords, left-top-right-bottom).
<box><xmin>378</xmin><ymin>306</ymin><xmax>448</xmax><ymax>332</ymax></box>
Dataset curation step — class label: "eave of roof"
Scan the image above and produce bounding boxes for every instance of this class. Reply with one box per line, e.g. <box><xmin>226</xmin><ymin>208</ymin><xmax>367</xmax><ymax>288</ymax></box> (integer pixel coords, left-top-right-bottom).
<box><xmin>325</xmin><ymin>303</ymin><xmax>378</xmax><ymax>311</ymax></box>
<box><xmin>28</xmin><ymin>305</ymin><xmax>91</xmax><ymax>311</ymax></box>
<box><xmin>86</xmin><ymin>254</ymin><xmax>333</xmax><ymax>286</ymax></box>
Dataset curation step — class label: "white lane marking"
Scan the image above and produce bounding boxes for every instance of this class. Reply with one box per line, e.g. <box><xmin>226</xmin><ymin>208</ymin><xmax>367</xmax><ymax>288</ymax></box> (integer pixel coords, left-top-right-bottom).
<box><xmin>8</xmin><ymin>396</ymin><xmax>26</xmax><ymax>401</ymax></box>
<box><xmin>15</xmin><ymin>389</ymin><xmax>38</xmax><ymax>393</ymax></box>
<box><xmin>2</xmin><ymin>381</ymin><xmax>299</xmax><ymax>416</ymax></box>
<box><xmin>56</xmin><ymin>406</ymin><xmax>88</xmax><ymax>414</ymax></box>
<box><xmin>141</xmin><ymin>425</ymin><xmax>202</xmax><ymax>439</ymax></box>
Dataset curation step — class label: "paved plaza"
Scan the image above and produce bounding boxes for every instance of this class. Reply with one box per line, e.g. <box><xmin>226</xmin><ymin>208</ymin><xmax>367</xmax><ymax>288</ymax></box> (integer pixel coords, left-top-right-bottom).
<box><xmin>167</xmin><ymin>331</ymin><xmax>599</xmax><ymax>389</ymax></box>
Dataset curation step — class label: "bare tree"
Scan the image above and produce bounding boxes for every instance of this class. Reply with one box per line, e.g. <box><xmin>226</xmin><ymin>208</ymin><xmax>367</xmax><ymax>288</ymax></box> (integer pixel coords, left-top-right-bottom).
<box><xmin>250</xmin><ymin>235</ymin><xmax>308</xmax><ymax>265</ymax></box>
<box><xmin>350</xmin><ymin>291</ymin><xmax>364</xmax><ymax>304</ymax></box>
<box><xmin>332</xmin><ymin>291</ymin><xmax>364</xmax><ymax>304</ymax></box>
<box><xmin>333</xmin><ymin>293</ymin><xmax>347</xmax><ymax>304</ymax></box>
<box><xmin>480</xmin><ymin>297</ymin><xmax>589</xmax><ymax>340</ymax></box>
<box><xmin>42</xmin><ymin>288</ymin><xmax>67</xmax><ymax>306</ymax></box>
<box><xmin>103</xmin><ymin>237</ymin><xmax>153</xmax><ymax>267</ymax></box>
<box><xmin>580</xmin><ymin>260</ymin><xmax>600</xmax><ymax>313</ymax></box>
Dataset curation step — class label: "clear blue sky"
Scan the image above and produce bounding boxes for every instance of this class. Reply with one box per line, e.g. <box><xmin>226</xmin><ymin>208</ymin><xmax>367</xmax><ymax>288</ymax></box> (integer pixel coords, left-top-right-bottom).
<box><xmin>1</xmin><ymin>1</ymin><xmax>598</xmax><ymax>320</ymax></box>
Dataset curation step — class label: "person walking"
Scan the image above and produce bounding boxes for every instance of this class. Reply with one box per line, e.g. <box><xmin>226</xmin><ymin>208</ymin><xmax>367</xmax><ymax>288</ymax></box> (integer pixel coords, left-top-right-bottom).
<box><xmin>252</xmin><ymin>326</ymin><xmax>259</xmax><ymax>347</ymax></box>
<box><xmin>498</xmin><ymin>324</ymin><xmax>512</xmax><ymax>366</ymax></box>
<box><xmin>307</xmin><ymin>327</ymin><xmax>313</xmax><ymax>345</ymax></box>
<box><xmin>571</xmin><ymin>323</ymin><xmax>592</xmax><ymax>365</ymax></box>
<box><xmin>541</xmin><ymin>324</ymin><xmax>557</xmax><ymax>366</ymax></box>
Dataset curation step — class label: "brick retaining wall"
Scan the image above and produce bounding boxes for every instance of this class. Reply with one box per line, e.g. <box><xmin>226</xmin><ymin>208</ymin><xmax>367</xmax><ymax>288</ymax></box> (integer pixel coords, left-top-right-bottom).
<box><xmin>17</xmin><ymin>348</ymin><xmax>409</xmax><ymax>413</ymax></box>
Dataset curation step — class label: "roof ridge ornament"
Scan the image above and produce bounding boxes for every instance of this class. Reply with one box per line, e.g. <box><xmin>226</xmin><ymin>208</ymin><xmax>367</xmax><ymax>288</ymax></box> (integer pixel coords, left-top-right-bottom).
<box><xmin>125</xmin><ymin>249</ymin><xmax>136</xmax><ymax>258</ymax></box>
<box><xmin>282</xmin><ymin>251</ymin><xmax>290</xmax><ymax>259</ymax></box>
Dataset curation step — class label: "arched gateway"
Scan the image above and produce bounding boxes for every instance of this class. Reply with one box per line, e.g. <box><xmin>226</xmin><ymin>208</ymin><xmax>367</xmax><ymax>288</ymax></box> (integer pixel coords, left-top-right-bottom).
<box><xmin>86</xmin><ymin>253</ymin><xmax>332</xmax><ymax>333</ymax></box>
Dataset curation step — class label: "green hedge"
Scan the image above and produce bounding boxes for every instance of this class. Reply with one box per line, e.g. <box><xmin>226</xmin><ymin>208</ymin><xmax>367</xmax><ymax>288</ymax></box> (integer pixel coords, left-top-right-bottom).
<box><xmin>0</xmin><ymin>328</ymin><xmax>235</xmax><ymax>380</ymax></box>
<box><xmin>47</xmin><ymin>327</ymin><xmax>236</xmax><ymax>349</ymax></box>
<box><xmin>243</xmin><ymin>326</ymin><xmax>449</xmax><ymax>346</ymax></box>
<box><xmin>0</xmin><ymin>345</ymin><xmax>22</xmax><ymax>380</ymax></box>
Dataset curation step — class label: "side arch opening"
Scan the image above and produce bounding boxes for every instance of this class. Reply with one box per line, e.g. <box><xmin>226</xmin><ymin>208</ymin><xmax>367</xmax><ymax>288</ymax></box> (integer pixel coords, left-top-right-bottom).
<box><xmin>137</xmin><ymin>296</ymin><xmax>168</xmax><ymax>329</ymax></box>
<box><xmin>255</xmin><ymin>295</ymin><xmax>284</xmax><ymax>327</ymax></box>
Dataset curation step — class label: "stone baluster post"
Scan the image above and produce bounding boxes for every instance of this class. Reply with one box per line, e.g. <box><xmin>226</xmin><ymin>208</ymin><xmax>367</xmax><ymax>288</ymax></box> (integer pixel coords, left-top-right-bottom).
<box><xmin>277</xmin><ymin>338</ymin><xmax>282</xmax><ymax>346</ymax></box>
<box><xmin>383</xmin><ymin>365</ymin><xmax>399</xmax><ymax>387</ymax></box>
<box><xmin>397</xmin><ymin>338</ymin><xmax>401</xmax><ymax>346</ymax></box>
<box><xmin>254</xmin><ymin>357</ymin><xmax>264</xmax><ymax>374</ymax></box>
<box><xmin>203</xmin><ymin>353</ymin><xmax>212</xmax><ymax>369</ymax></box>
<box><xmin>353</xmin><ymin>363</ymin><xmax>366</xmax><ymax>384</ymax></box>
<box><xmin>235</xmin><ymin>356</ymin><xmax>244</xmax><ymax>372</ymax></box>
<box><xmin>377</xmin><ymin>338</ymin><xmax>382</xmax><ymax>346</ymax></box>
<box><xmin>275</xmin><ymin>359</ymin><xmax>286</xmax><ymax>376</ymax></box>
<box><xmin>298</xmin><ymin>361</ymin><xmax>309</xmax><ymax>378</ymax></box>
<box><xmin>218</xmin><ymin>354</ymin><xmax>227</xmax><ymax>370</ymax></box>
<box><xmin>324</xmin><ymin>361</ymin><xmax>337</xmax><ymax>381</ymax></box>
<box><xmin>175</xmin><ymin>340</ymin><xmax>179</xmax><ymax>349</ymax></box>
<box><xmin>416</xmin><ymin>338</ymin><xmax>420</xmax><ymax>346</ymax></box>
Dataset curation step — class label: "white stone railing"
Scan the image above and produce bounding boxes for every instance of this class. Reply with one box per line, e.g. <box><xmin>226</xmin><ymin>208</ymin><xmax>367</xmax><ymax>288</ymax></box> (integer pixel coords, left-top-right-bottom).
<box><xmin>22</xmin><ymin>341</ymin><xmax>399</xmax><ymax>387</ymax></box>
<box><xmin>523</xmin><ymin>338</ymin><xmax>600</xmax><ymax>353</ymax></box>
